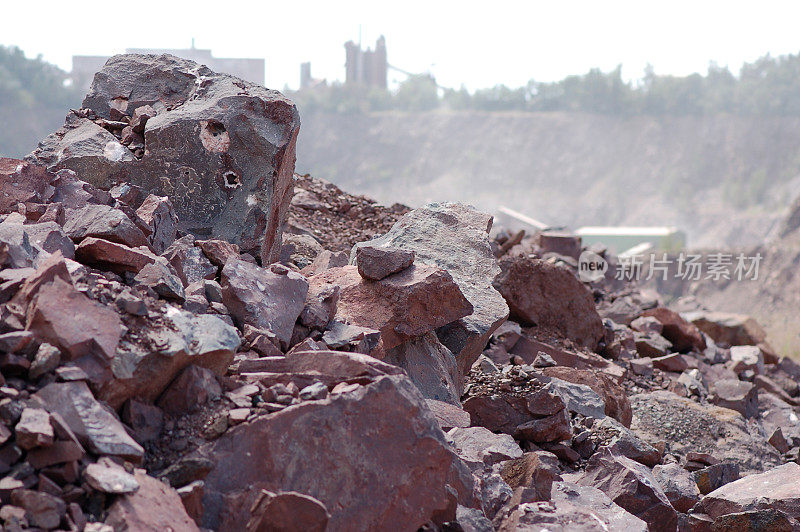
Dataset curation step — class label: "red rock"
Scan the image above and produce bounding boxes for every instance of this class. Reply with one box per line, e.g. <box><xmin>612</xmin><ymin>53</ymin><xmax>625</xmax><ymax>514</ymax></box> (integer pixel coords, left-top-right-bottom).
<box><xmin>299</xmin><ymin>283</ymin><xmax>339</xmax><ymax>330</ymax></box>
<box><xmin>494</xmin><ymin>256</ymin><xmax>603</xmax><ymax>350</ymax></box>
<box><xmin>686</xmin><ymin>311</ymin><xmax>766</xmax><ymax>347</ymax></box>
<box><xmin>27</xmin><ymin>440</ymin><xmax>85</xmax><ymax>469</ymax></box>
<box><xmin>640</xmin><ymin>307</ymin><xmax>706</xmax><ymax>353</ymax></box>
<box><xmin>652</xmin><ymin>462</ymin><xmax>701</xmax><ymax>513</ymax></box>
<box><xmin>246</xmin><ymin>490</ymin><xmax>330</xmax><ymax>532</ymax></box>
<box><xmin>308</xmin><ymin>264</ymin><xmax>472</xmax><ymax>351</ymax></box>
<box><xmin>129</xmin><ymin>104</ymin><xmax>154</xmax><ymax>134</ymax></box>
<box><xmin>195</xmin><ymin>239</ymin><xmax>241</xmax><ymax>268</ymax></box>
<box><xmin>0</xmin><ymin>158</ymin><xmax>51</xmax><ymax>214</ymax></box>
<box><xmin>75</xmin><ymin>237</ymin><xmax>157</xmax><ymax>273</ymax></box>
<box><xmin>63</xmin><ymin>204</ymin><xmax>149</xmax><ymax>248</ymax></box>
<box><xmin>711</xmin><ymin>379</ymin><xmax>758</xmax><ymax>418</ymax></box>
<box><xmin>10</xmin><ymin>488</ymin><xmax>66</xmax><ymax>530</ymax></box>
<box><xmin>121</xmin><ymin>399</ymin><xmax>164</xmax><ymax>444</ymax></box>
<box><xmin>196</xmin><ymin>373</ymin><xmax>468</xmax><ymax>531</ymax></box>
<box><xmin>578</xmin><ymin>449</ymin><xmax>677</xmax><ymax>532</ymax></box>
<box><xmin>176</xmin><ymin>480</ymin><xmax>204</xmax><ymax>525</ymax></box>
<box><xmin>464</xmin><ymin>387</ymin><xmax>566</xmax><ymax>435</ymax></box>
<box><xmin>354</xmin><ymin>244</ymin><xmax>415</xmax><ymax>280</ymax></box>
<box><xmin>425</xmin><ymin>399</ymin><xmax>471</xmax><ymax>431</ymax></box>
<box><xmin>26</xmin><ymin>276</ymin><xmax>122</xmax><ymax>364</ymax></box>
<box><xmin>729</xmin><ymin>345</ymin><xmax>764</xmax><ymax>375</ymax></box>
<box><xmin>105</xmin><ymin>470</ymin><xmax>199</xmax><ymax>531</ymax></box>
<box><xmin>652</xmin><ymin>353</ymin><xmax>689</xmax><ymax>373</ymax></box>
<box><xmin>592</xmin><ymin>417</ymin><xmax>661</xmax><ymax>467</ymax></box>
<box><xmin>157</xmin><ymin>365</ymin><xmax>222</xmax><ymax>416</ymax></box>
<box><xmin>514</xmin><ymin>409</ymin><xmax>572</xmax><ymax>443</ymax></box>
<box><xmin>33</xmin><ymin>381</ymin><xmax>144</xmax><ymax>462</ymax></box>
<box><xmin>221</xmin><ymin>259</ymin><xmax>309</xmax><ymax>347</ymax></box>
<box><xmin>301</xmin><ymin>249</ymin><xmax>350</xmax><ymax>276</ymax></box>
<box><xmin>14</xmin><ymin>408</ymin><xmax>54</xmax><ymax>450</ymax></box>
<box><xmin>700</xmin><ymin>463</ymin><xmax>800</xmax><ymax>520</ymax></box>
<box><xmin>135</xmin><ymin>194</ymin><xmax>176</xmax><ymax>253</ymax></box>
<box><xmin>499</xmin><ymin>451</ymin><xmax>562</xmax><ymax>500</ymax></box>
<box><xmin>447</xmin><ymin>427</ymin><xmax>523</xmax><ymax>470</ymax></box>
<box><xmin>19</xmin><ymin>221</ymin><xmax>76</xmax><ymax>258</ymax></box>
<box><xmin>134</xmin><ymin>260</ymin><xmax>185</xmax><ymax>300</ymax></box>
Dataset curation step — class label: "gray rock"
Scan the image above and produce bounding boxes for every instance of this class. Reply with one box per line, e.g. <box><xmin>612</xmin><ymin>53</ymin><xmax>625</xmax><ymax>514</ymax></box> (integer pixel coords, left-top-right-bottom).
<box><xmin>385</xmin><ymin>333</ymin><xmax>461</xmax><ymax>405</ymax></box>
<box><xmin>355</xmin><ymin>244</ymin><xmax>415</xmax><ymax>280</ymax></box>
<box><xmin>652</xmin><ymin>462</ymin><xmax>701</xmax><ymax>512</ymax></box>
<box><xmin>447</xmin><ymin>426</ymin><xmax>523</xmax><ymax>470</ymax></box>
<box><xmin>352</xmin><ymin>202</ymin><xmax>509</xmax><ymax>377</ymax></box>
<box><xmin>84</xmin><ymin>461</ymin><xmax>140</xmax><ymax>494</ymax></box>
<box><xmin>29</xmin><ymin>53</ymin><xmax>300</xmax><ymax>263</ymax></box>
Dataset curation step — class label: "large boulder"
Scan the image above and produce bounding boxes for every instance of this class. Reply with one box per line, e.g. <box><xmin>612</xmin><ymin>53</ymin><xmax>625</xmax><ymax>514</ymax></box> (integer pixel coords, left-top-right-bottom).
<box><xmin>196</xmin><ymin>371</ymin><xmax>472</xmax><ymax>531</ymax></box>
<box><xmin>28</xmin><ymin>53</ymin><xmax>300</xmax><ymax>263</ymax></box>
<box><xmin>699</xmin><ymin>462</ymin><xmax>800</xmax><ymax>520</ymax></box>
<box><xmin>352</xmin><ymin>202</ymin><xmax>509</xmax><ymax>375</ymax></box>
<box><xmin>494</xmin><ymin>256</ymin><xmax>603</xmax><ymax>351</ymax></box>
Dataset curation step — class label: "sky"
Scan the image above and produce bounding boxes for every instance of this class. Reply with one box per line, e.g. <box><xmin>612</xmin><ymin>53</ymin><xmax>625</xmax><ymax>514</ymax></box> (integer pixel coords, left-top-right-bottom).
<box><xmin>4</xmin><ymin>0</ymin><xmax>800</xmax><ymax>91</ymax></box>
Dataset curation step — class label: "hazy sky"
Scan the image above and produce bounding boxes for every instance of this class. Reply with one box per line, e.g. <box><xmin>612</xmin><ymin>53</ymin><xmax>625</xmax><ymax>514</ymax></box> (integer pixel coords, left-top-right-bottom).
<box><xmin>5</xmin><ymin>1</ymin><xmax>800</xmax><ymax>90</ymax></box>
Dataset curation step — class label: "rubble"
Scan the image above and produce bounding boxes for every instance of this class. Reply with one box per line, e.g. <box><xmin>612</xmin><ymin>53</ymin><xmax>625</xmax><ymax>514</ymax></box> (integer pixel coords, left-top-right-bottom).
<box><xmin>0</xmin><ymin>54</ymin><xmax>798</xmax><ymax>532</ymax></box>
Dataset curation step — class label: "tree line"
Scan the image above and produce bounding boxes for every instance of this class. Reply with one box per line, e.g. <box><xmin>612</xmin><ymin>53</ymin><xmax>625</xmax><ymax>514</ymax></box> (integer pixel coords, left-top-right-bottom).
<box><xmin>292</xmin><ymin>51</ymin><xmax>800</xmax><ymax>115</ymax></box>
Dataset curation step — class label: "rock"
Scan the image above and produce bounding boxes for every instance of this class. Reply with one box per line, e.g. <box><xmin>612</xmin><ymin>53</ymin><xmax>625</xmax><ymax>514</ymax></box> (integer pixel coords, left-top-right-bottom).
<box><xmin>33</xmin><ymin>381</ymin><xmax>144</xmax><ymax>462</ymax></box>
<box><xmin>14</xmin><ymin>408</ymin><xmax>54</xmax><ymax>450</ymax></box>
<box><xmin>447</xmin><ymin>427</ymin><xmax>523</xmax><ymax>470</ymax></box>
<box><xmin>176</xmin><ymin>480</ymin><xmax>204</xmax><ymax>525</ymax></box>
<box><xmin>221</xmin><ymin>259</ymin><xmax>308</xmax><ymax>347</ymax></box>
<box><xmin>196</xmin><ymin>373</ymin><xmax>469</xmax><ymax>531</ymax></box>
<box><xmin>162</xmin><ymin>236</ymin><xmax>217</xmax><ymax>286</ymax></box>
<box><xmin>494</xmin><ymin>256</ymin><xmax>603</xmax><ymax>350</ymax></box>
<box><xmin>135</xmin><ymin>194</ymin><xmax>176</xmax><ymax>253</ymax></box>
<box><xmin>630</xmin><ymin>358</ymin><xmax>654</xmax><ymax>376</ymax></box>
<box><xmin>729</xmin><ymin>345</ymin><xmax>765</xmax><ymax>375</ymax></box>
<box><xmin>75</xmin><ymin>237</ymin><xmax>157</xmax><ymax>273</ymax></box>
<box><xmin>514</xmin><ymin>408</ymin><xmax>572</xmax><ymax>443</ymax></box>
<box><xmin>768</xmin><ymin>427</ymin><xmax>791</xmax><ymax>454</ymax></box>
<box><xmin>693</xmin><ymin>461</ymin><xmax>740</xmax><ymax>495</ymax></box>
<box><xmin>711</xmin><ymin>379</ymin><xmax>758</xmax><ymax>418</ymax></box>
<box><xmin>84</xmin><ymin>461</ymin><xmax>140</xmax><ymax>494</ymax></box>
<box><xmin>18</xmin><ymin>221</ymin><xmax>75</xmax><ymax>259</ymax></box>
<box><xmin>652</xmin><ymin>462</ymin><xmax>701</xmax><ymax>512</ymax></box>
<box><xmin>539</xmin><ymin>374</ymin><xmax>606</xmax><ymax>420</ymax></box>
<box><xmin>157</xmin><ymin>365</ymin><xmax>222</xmax><ymax>416</ymax></box>
<box><xmin>246</xmin><ymin>490</ymin><xmax>330</xmax><ymax>532</ymax></box>
<box><xmin>499</xmin><ymin>451</ymin><xmax>562</xmax><ymax>499</ymax></box>
<box><xmin>63</xmin><ymin>204</ymin><xmax>149</xmax><ymax>248</ymax></box>
<box><xmin>498</xmin><ymin>481</ymin><xmax>647</xmax><ymax>531</ymax></box>
<box><xmin>308</xmin><ymin>264</ymin><xmax>472</xmax><ymax>351</ymax></box>
<box><xmin>630</xmin><ymin>316</ymin><xmax>663</xmax><ymax>335</ymax></box>
<box><xmin>464</xmin><ymin>385</ymin><xmax>566</xmax><ymax>434</ymax></box>
<box><xmin>640</xmin><ymin>307</ymin><xmax>706</xmax><ymax>353</ymax></box>
<box><xmin>540</xmin><ymin>367</ymin><xmax>632</xmax><ymax>426</ymax></box>
<box><xmin>104</xmin><ymin>470</ymin><xmax>199</xmax><ymax>531</ymax></box>
<box><xmin>134</xmin><ymin>260</ymin><xmax>185</xmax><ymax>301</ymax></box>
<box><xmin>0</xmin><ymin>221</ymin><xmax>37</xmax><ymax>268</ymax></box>
<box><xmin>195</xmin><ymin>239</ymin><xmax>240</xmax><ymax>268</ymax></box>
<box><xmin>121</xmin><ymin>399</ymin><xmax>163</xmax><ymax>443</ymax></box>
<box><xmin>385</xmin><ymin>333</ymin><xmax>461</xmax><ymax>404</ymax></box>
<box><xmin>578</xmin><ymin>449</ymin><xmax>677</xmax><ymax>532</ymax></box>
<box><xmin>300</xmin><ymin>283</ymin><xmax>339</xmax><ymax>330</ymax></box>
<box><xmin>0</xmin><ymin>158</ymin><xmax>51</xmax><ymax>214</ymax></box>
<box><xmin>30</xmin><ymin>54</ymin><xmax>300</xmax><ymax>263</ymax></box>
<box><xmin>353</xmin><ymin>202</ymin><xmax>509</xmax><ymax>376</ymax></box>
<box><xmin>685</xmin><ymin>311</ymin><xmax>766</xmax><ymax>347</ymax></box>
<box><xmin>320</xmin><ymin>320</ymin><xmax>380</xmax><ymax>353</ymax></box>
<box><xmin>699</xmin><ymin>462</ymin><xmax>800</xmax><ymax>520</ymax></box>
<box><xmin>634</xmin><ymin>331</ymin><xmax>672</xmax><ymax>358</ymax></box>
<box><xmin>629</xmin><ymin>391</ymin><xmax>781</xmax><ymax>474</ymax></box>
<box><xmin>710</xmin><ymin>509</ymin><xmax>800</xmax><ymax>531</ymax></box>
<box><xmin>97</xmin><ymin>308</ymin><xmax>239</xmax><ymax>410</ymax></box>
<box><xmin>281</xmin><ymin>233</ymin><xmax>325</xmax><ymax>268</ymax></box>
<box><xmin>10</xmin><ymin>488</ymin><xmax>66</xmax><ymax>530</ymax></box>
<box><xmin>26</xmin><ymin>276</ymin><xmax>122</xmax><ymax>365</ymax></box>
<box><xmin>457</xmin><ymin>505</ymin><xmax>494</xmax><ymax>532</ymax></box>
<box><xmin>652</xmin><ymin>353</ymin><xmax>689</xmax><ymax>373</ymax></box>
<box><xmin>354</xmin><ymin>244</ymin><xmax>415</xmax><ymax>280</ymax></box>
<box><xmin>426</xmin><ymin>399</ymin><xmax>471</xmax><ymax>431</ymax></box>
<box><xmin>301</xmin><ymin>249</ymin><xmax>350</xmax><ymax>276</ymax></box>
<box><xmin>28</xmin><ymin>343</ymin><xmax>61</xmax><ymax>379</ymax></box>
<box><xmin>592</xmin><ymin>417</ymin><xmax>661</xmax><ymax>467</ymax></box>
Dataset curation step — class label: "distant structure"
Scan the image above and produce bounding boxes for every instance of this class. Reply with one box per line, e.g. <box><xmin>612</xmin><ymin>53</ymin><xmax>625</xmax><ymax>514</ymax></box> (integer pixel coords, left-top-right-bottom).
<box><xmin>70</xmin><ymin>42</ymin><xmax>265</xmax><ymax>91</ymax></box>
<box><xmin>344</xmin><ymin>36</ymin><xmax>387</xmax><ymax>89</ymax></box>
<box><xmin>299</xmin><ymin>62</ymin><xmax>325</xmax><ymax>90</ymax></box>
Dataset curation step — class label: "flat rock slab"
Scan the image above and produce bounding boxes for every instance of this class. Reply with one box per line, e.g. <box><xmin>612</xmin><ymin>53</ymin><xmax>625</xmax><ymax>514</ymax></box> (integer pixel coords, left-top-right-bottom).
<box><xmin>33</xmin><ymin>381</ymin><xmax>144</xmax><ymax>462</ymax></box>
<box><xmin>700</xmin><ymin>462</ymin><xmax>800</xmax><ymax>520</ymax></box>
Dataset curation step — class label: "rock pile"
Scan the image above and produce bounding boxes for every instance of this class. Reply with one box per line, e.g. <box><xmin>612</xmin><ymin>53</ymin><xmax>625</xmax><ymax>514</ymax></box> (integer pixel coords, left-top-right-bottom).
<box><xmin>0</xmin><ymin>54</ymin><xmax>799</xmax><ymax>531</ymax></box>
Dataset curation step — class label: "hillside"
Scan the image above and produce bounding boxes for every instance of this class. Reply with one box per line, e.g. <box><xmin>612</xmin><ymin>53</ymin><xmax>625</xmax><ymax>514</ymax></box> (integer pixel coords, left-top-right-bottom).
<box><xmin>297</xmin><ymin>110</ymin><xmax>800</xmax><ymax>248</ymax></box>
